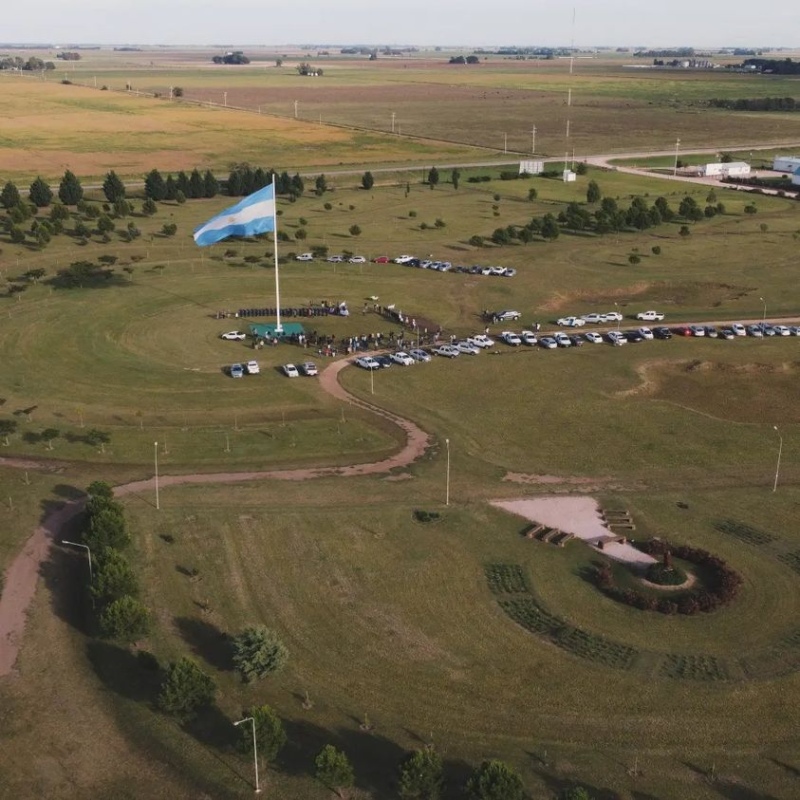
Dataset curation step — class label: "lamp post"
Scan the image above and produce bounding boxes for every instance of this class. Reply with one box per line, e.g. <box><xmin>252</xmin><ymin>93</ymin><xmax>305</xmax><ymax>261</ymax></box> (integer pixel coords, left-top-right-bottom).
<box><xmin>760</xmin><ymin>296</ymin><xmax>767</xmax><ymax>335</ymax></box>
<box><xmin>614</xmin><ymin>302</ymin><xmax>621</xmax><ymax>332</ymax></box>
<box><xmin>233</xmin><ymin>717</ymin><xmax>261</xmax><ymax>794</ymax></box>
<box><xmin>61</xmin><ymin>540</ymin><xmax>93</xmax><ymax>583</ymax></box>
<box><xmin>773</xmin><ymin>426</ymin><xmax>783</xmax><ymax>493</ymax></box>
<box><xmin>673</xmin><ymin>137</ymin><xmax>680</xmax><ymax>177</ymax></box>
<box><xmin>154</xmin><ymin>441</ymin><xmax>160</xmax><ymax>511</ymax></box>
<box><xmin>445</xmin><ymin>438</ymin><xmax>451</xmax><ymax>506</ymax></box>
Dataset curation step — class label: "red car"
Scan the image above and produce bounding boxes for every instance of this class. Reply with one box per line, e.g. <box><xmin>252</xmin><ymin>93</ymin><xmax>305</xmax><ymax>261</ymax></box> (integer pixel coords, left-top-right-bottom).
<box><xmin>372</xmin><ymin>256</ymin><xmax>390</xmax><ymax>263</ymax></box>
<box><xmin>674</xmin><ymin>325</ymin><xmax>692</xmax><ymax>337</ymax></box>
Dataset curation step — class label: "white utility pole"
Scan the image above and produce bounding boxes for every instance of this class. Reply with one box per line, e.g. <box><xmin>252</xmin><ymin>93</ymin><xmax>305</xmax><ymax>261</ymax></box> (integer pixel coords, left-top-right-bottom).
<box><xmin>154</xmin><ymin>442</ymin><xmax>160</xmax><ymax>510</ymax></box>
<box><xmin>445</xmin><ymin>438</ymin><xmax>451</xmax><ymax>506</ymax></box>
<box><xmin>233</xmin><ymin>717</ymin><xmax>261</xmax><ymax>794</ymax></box>
<box><xmin>531</xmin><ymin>125</ymin><xmax>536</xmax><ymax>154</ymax></box>
<box><xmin>673</xmin><ymin>138</ymin><xmax>681</xmax><ymax>176</ymax></box>
<box><xmin>773</xmin><ymin>426</ymin><xmax>783</xmax><ymax>493</ymax></box>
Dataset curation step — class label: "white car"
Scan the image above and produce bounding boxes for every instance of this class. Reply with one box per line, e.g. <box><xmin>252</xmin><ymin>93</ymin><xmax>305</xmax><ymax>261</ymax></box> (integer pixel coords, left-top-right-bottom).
<box><xmin>409</xmin><ymin>348</ymin><xmax>431</xmax><ymax>362</ymax></box>
<box><xmin>584</xmin><ymin>331</ymin><xmax>603</xmax><ymax>344</ymax></box>
<box><xmin>636</xmin><ymin>310</ymin><xmax>665</xmax><ymax>322</ymax></box>
<box><xmin>220</xmin><ymin>331</ymin><xmax>247</xmax><ymax>340</ymax></box>
<box><xmin>229</xmin><ymin>363</ymin><xmax>244</xmax><ymax>378</ymax></box>
<box><xmin>603</xmin><ymin>311</ymin><xmax>623</xmax><ymax>323</ymax></box>
<box><xmin>773</xmin><ymin>325</ymin><xmax>791</xmax><ymax>336</ymax></box>
<box><xmin>245</xmin><ymin>360</ymin><xmax>260</xmax><ymax>375</ymax></box>
<box><xmin>468</xmin><ymin>334</ymin><xmax>495</xmax><ymax>349</ymax></box>
<box><xmin>501</xmin><ymin>331</ymin><xmax>522</xmax><ymax>346</ymax></box>
<box><xmin>327</xmin><ymin>255</ymin><xmax>344</xmax><ymax>263</ymax></box>
<box><xmin>607</xmin><ymin>331</ymin><xmax>627</xmax><ymax>345</ymax></box>
<box><xmin>582</xmin><ymin>313</ymin><xmax>605</xmax><ymax>324</ymax></box>
<box><xmin>503</xmin><ymin>268</ymin><xmax>517</xmax><ymax>278</ymax></box>
<box><xmin>390</xmin><ymin>351</ymin><xmax>415</xmax><ymax>365</ymax></box>
<box><xmin>282</xmin><ymin>363</ymin><xmax>300</xmax><ymax>378</ymax></box>
<box><xmin>637</xmin><ymin>327</ymin><xmax>654</xmax><ymax>340</ymax></box>
<box><xmin>520</xmin><ymin>330</ymin><xmax>537</xmax><ymax>346</ymax></box>
<box><xmin>539</xmin><ymin>337</ymin><xmax>557</xmax><ymax>349</ymax></box>
<box><xmin>554</xmin><ymin>332</ymin><xmax>572</xmax><ymax>347</ymax></box>
<box><xmin>433</xmin><ymin>344</ymin><xmax>460</xmax><ymax>358</ymax></box>
<box><xmin>394</xmin><ymin>254</ymin><xmax>415</xmax><ymax>264</ymax></box>
<box><xmin>495</xmin><ymin>310</ymin><xmax>521</xmax><ymax>321</ymax></box>
<box><xmin>557</xmin><ymin>316</ymin><xmax>586</xmax><ymax>328</ymax></box>
<box><xmin>731</xmin><ymin>323</ymin><xmax>746</xmax><ymax>336</ymax></box>
<box><xmin>355</xmin><ymin>356</ymin><xmax>380</xmax><ymax>370</ymax></box>
<box><xmin>295</xmin><ymin>253</ymin><xmax>314</xmax><ymax>261</ymax></box>
<box><xmin>456</xmin><ymin>340</ymin><xmax>481</xmax><ymax>355</ymax></box>
<box><xmin>348</xmin><ymin>256</ymin><xmax>366</xmax><ymax>263</ymax></box>
<box><xmin>300</xmin><ymin>361</ymin><xmax>318</xmax><ymax>376</ymax></box>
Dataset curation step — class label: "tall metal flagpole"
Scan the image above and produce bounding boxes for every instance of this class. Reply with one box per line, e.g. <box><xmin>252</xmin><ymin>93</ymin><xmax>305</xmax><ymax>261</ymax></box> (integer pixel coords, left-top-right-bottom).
<box><xmin>272</xmin><ymin>175</ymin><xmax>282</xmax><ymax>333</ymax></box>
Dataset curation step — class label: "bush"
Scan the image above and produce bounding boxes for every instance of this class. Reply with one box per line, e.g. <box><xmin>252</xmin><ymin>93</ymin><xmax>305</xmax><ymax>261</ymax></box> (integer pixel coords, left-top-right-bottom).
<box><xmin>232</xmin><ymin>625</ymin><xmax>289</xmax><ymax>682</ymax></box>
<box><xmin>99</xmin><ymin>596</ymin><xmax>151</xmax><ymax>643</ymax></box>
<box><xmin>645</xmin><ymin>561</ymin><xmax>688</xmax><ymax>586</ymax></box>
<box><xmin>158</xmin><ymin>658</ymin><xmax>216</xmax><ymax>721</ymax></box>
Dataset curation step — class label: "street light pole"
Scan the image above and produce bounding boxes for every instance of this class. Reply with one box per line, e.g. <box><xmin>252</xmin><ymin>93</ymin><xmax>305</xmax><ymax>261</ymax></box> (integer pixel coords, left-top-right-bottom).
<box><xmin>61</xmin><ymin>540</ymin><xmax>93</xmax><ymax>583</ymax></box>
<box><xmin>673</xmin><ymin>137</ymin><xmax>680</xmax><ymax>177</ymax></box>
<box><xmin>773</xmin><ymin>426</ymin><xmax>783</xmax><ymax>493</ymax></box>
<box><xmin>760</xmin><ymin>296</ymin><xmax>767</xmax><ymax>335</ymax></box>
<box><xmin>233</xmin><ymin>717</ymin><xmax>261</xmax><ymax>794</ymax></box>
<box><xmin>445</xmin><ymin>438</ymin><xmax>450</xmax><ymax>506</ymax></box>
<box><xmin>154</xmin><ymin>441</ymin><xmax>160</xmax><ymax>511</ymax></box>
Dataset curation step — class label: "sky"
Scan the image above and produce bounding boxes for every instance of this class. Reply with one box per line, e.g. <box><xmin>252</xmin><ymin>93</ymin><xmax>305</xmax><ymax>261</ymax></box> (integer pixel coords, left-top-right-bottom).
<box><xmin>3</xmin><ymin>0</ymin><xmax>799</xmax><ymax>49</ymax></box>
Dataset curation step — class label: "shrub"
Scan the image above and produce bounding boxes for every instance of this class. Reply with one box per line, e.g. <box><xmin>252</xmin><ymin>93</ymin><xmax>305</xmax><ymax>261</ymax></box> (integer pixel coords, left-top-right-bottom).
<box><xmin>157</xmin><ymin>658</ymin><xmax>216</xmax><ymax>721</ymax></box>
<box><xmin>232</xmin><ymin>625</ymin><xmax>289</xmax><ymax>682</ymax></box>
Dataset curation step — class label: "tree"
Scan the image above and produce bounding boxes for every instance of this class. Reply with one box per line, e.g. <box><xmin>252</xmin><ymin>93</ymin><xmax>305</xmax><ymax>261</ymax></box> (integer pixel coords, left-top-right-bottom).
<box><xmin>162</xmin><ymin>223</ymin><xmax>178</xmax><ymax>237</ymax></box>
<box><xmin>102</xmin><ymin>171</ymin><xmax>126</xmax><ymax>203</ymax></box>
<box><xmin>315</xmin><ymin>174</ymin><xmax>328</xmax><ymax>195</ymax></box>
<box><xmin>92</xmin><ymin>549</ymin><xmax>139</xmax><ymax>606</ymax></box>
<box><xmin>144</xmin><ymin>169</ymin><xmax>167</xmax><ymax>201</ymax></box>
<box><xmin>361</xmin><ymin>171</ymin><xmax>374</xmax><ymax>190</ymax></box>
<box><xmin>85</xmin><ymin>428</ymin><xmax>111</xmax><ymax>452</ymax></box>
<box><xmin>527</xmin><ymin>187</ymin><xmax>538</xmax><ymax>201</ymax></box>
<box><xmin>399</xmin><ymin>747</ymin><xmax>443</xmax><ymax>799</ymax></box>
<box><xmin>291</xmin><ymin>173</ymin><xmax>305</xmax><ymax>196</ymax></box>
<box><xmin>175</xmin><ymin>190</ymin><xmax>186</xmax><ymax>205</ymax></box>
<box><xmin>158</xmin><ymin>658</ymin><xmax>216</xmax><ymax>721</ymax></box>
<box><xmin>466</xmin><ymin>760</ymin><xmax>525</xmax><ymax>800</ymax></box>
<box><xmin>142</xmin><ymin>197</ymin><xmax>157</xmax><ymax>216</ymax></box>
<box><xmin>586</xmin><ymin>180</ymin><xmax>601</xmax><ymax>204</ymax></box>
<box><xmin>744</xmin><ymin>204</ymin><xmax>758</xmax><ymax>215</ymax></box>
<box><xmin>451</xmin><ymin>168</ymin><xmax>461</xmax><ymax>190</ymax></box>
<box><xmin>40</xmin><ymin>428</ymin><xmax>60</xmax><ymax>449</ymax></box>
<box><xmin>1</xmin><ymin>181</ymin><xmax>21</xmax><ymax>210</ymax></box>
<box><xmin>651</xmin><ymin>245</ymin><xmax>662</xmax><ymax>255</ymax></box>
<box><xmin>113</xmin><ymin>198</ymin><xmax>132</xmax><ymax>217</ymax></box>
<box><xmin>541</xmin><ymin>213</ymin><xmax>560</xmax><ymax>241</ymax></box>
<box><xmin>349</xmin><ymin>224</ymin><xmax>362</xmax><ymax>237</ymax></box>
<box><xmin>295</xmin><ymin>228</ymin><xmax>307</xmax><ymax>240</ymax></box>
<box><xmin>203</xmin><ymin>170</ymin><xmax>219</xmax><ymax>198</ymax></box>
<box><xmin>427</xmin><ymin>167</ymin><xmax>440</xmax><ymax>188</ymax></box>
<box><xmin>50</xmin><ymin>203</ymin><xmax>70</xmax><ymax>222</ymax></box>
<box><xmin>29</xmin><ymin>176</ymin><xmax>53</xmax><ymax>208</ymax></box>
<box><xmin>9</xmin><ymin>226</ymin><xmax>26</xmax><ymax>244</ymax></box>
<box><xmin>57</xmin><ymin>170</ymin><xmax>83</xmax><ymax>206</ymax></box>
<box><xmin>575</xmin><ymin>161</ymin><xmax>588</xmax><ymax>175</ymax></box>
<box><xmin>628</xmin><ymin>254</ymin><xmax>641</xmax><ymax>265</ymax></box>
<box><xmin>0</xmin><ymin>419</ymin><xmax>17</xmax><ymax>446</ymax></box>
<box><xmin>679</xmin><ymin>225</ymin><xmax>691</xmax><ymax>237</ymax></box>
<box><xmin>85</xmin><ymin>505</ymin><xmax>130</xmax><ymax>552</ymax></box>
<box><xmin>468</xmin><ymin>235</ymin><xmax>485</xmax><ymax>247</ymax></box>
<box><xmin>164</xmin><ymin>174</ymin><xmax>178</xmax><ymax>201</ymax></box>
<box><xmin>190</xmin><ymin>169</ymin><xmax>204</xmax><ymax>199</ymax></box>
<box><xmin>74</xmin><ymin>220</ymin><xmax>91</xmax><ymax>238</ymax></box>
<box><xmin>241</xmin><ymin>704</ymin><xmax>287</xmax><ymax>764</ymax></box>
<box><xmin>315</xmin><ymin>745</ymin><xmax>354</xmax><ymax>798</ymax></box>
<box><xmin>99</xmin><ymin>596</ymin><xmax>150</xmax><ymax>642</ymax></box>
<box><xmin>232</xmin><ymin>626</ymin><xmax>289</xmax><ymax>682</ymax></box>
<box><xmin>173</xmin><ymin>86</ymin><xmax>184</xmax><ymax>97</ymax></box>
<box><xmin>87</xmin><ymin>480</ymin><xmax>115</xmax><ymax>503</ymax></box>
<box><xmin>97</xmin><ymin>214</ymin><xmax>115</xmax><ymax>234</ymax></box>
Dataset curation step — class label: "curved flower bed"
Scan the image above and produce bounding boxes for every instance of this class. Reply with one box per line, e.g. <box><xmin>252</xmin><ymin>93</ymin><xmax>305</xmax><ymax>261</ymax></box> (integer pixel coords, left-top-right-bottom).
<box><xmin>593</xmin><ymin>539</ymin><xmax>743</xmax><ymax>615</ymax></box>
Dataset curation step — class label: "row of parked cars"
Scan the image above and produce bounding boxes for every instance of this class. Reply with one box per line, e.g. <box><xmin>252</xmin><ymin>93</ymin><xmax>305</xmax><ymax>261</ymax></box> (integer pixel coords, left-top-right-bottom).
<box><xmin>229</xmin><ymin>360</ymin><xmax>319</xmax><ymax>378</ymax></box>
<box><xmin>296</xmin><ymin>253</ymin><xmax>367</xmax><ymax>263</ymax></box>
<box><xmin>555</xmin><ymin>310</ymin><xmax>664</xmax><ymax>327</ymax></box>
<box><xmin>390</xmin><ymin>255</ymin><xmax>517</xmax><ymax>277</ymax></box>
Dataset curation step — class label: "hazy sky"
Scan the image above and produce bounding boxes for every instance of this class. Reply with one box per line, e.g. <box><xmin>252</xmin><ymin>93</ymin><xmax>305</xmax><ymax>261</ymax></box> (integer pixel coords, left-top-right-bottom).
<box><xmin>3</xmin><ymin>0</ymin><xmax>799</xmax><ymax>48</ymax></box>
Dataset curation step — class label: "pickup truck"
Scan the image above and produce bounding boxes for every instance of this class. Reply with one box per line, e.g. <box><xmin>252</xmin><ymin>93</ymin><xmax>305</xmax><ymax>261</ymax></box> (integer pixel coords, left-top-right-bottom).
<box><xmin>636</xmin><ymin>310</ymin><xmax>665</xmax><ymax>321</ymax></box>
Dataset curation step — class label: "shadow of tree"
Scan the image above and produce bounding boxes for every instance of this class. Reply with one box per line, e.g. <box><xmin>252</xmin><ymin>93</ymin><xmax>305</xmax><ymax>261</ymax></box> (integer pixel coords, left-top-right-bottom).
<box><xmin>86</xmin><ymin>640</ymin><xmax>161</xmax><ymax>704</ymax></box>
<box><xmin>174</xmin><ymin>616</ymin><xmax>233</xmax><ymax>672</ymax></box>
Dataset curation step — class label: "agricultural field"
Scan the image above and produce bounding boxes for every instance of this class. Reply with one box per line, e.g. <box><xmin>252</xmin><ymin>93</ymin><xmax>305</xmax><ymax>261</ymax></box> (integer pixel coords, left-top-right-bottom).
<box><xmin>2</xmin><ymin>46</ymin><xmax>800</xmax><ymax>800</ymax></box>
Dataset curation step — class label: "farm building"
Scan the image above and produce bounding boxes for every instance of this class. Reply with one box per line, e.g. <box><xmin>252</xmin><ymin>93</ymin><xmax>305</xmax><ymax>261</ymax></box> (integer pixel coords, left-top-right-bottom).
<box><xmin>773</xmin><ymin>156</ymin><xmax>800</xmax><ymax>173</ymax></box>
<box><xmin>793</xmin><ymin>167</ymin><xmax>800</xmax><ymax>187</ymax></box>
<box><xmin>701</xmin><ymin>161</ymin><xmax>751</xmax><ymax>178</ymax></box>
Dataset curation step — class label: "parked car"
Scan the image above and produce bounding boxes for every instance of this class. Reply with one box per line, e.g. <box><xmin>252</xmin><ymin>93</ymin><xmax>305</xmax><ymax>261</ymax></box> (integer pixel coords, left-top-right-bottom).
<box><xmin>625</xmin><ymin>330</ymin><xmax>644</xmax><ymax>343</ymax></box>
<box><xmin>390</xmin><ymin>351</ymin><xmax>415</xmax><ymax>365</ymax></box>
<box><xmin>675</xmin><ymin>325</ymin><xmax>692</xmax><ymax>337</ymax></box>
<box><xmin>773</xmin><ymin>325</ymin><xmax>791</xmax><ymax>336</ymax></box>
<box><xmin>557</xmin><ymin>316</ymin><xmax>586</xmax><ymax>328</ymax></box>
<box><xmin>520</xmin><ymin>330</ymin><xmax>537</xmax><ymax>346</ymax></box>
<box><xmin>607</xmin><ymin>331</ymin><xmax>627</xmax><ymax>345</ymax></box>
<box><xmin>409</xmin><ymin>348</ymin><xmax>432</xmax><ymax>362</ymax></box>
<box><xmin>637</xmin><ymin>327</ymin><xmax>654</xmax><ymax>340</ymax></box>
<box><xmin>791</xmin><ymin>327</ymin><xmax>800</xmax><ymax>337</ymax></box>
<box><xmin>355</xmin><ymin>356</ymin><xmax>380</xmax><ymax>370</ymax></box>
<box><xmin>433</xmin><ymin>344</ymin><xmax>460</xmax><ymax>358</ymax></box>
<box><xmin>282</xmin><ymin>363</ymin><xmax>300</xmax><ymax>378</ymax></box>
<box><xmin>653</xmin><ymin>326</ymin><xmax>672</xmax><ymax>340</ymax></box>
<box><xmin>705</xmin><ymin>326</ymin><xmax>719</xmax><ymax>338</ymax></box>
<box><xmin>245</xmin><ymin>360</ymin><xmax>260</xmax><ymax>375</ymax></box>
<box><xmin>584</xmin><ymin>331</ymin><xmax>603</xmax><ymax>344</ymax></box>
<box><xmin>348</xmin><ymin>256</ymin><xmax>366</xmax><ymax>263</ymax></box>
<box><xmin>568</xmin><ymin>334</ymin><xmax>584</xmax><ymax>347</ymax></box>
<box><xmin>220</xmin><ymin>331</ymin><xmax>247</xmax><ymax>340</ymax></box>
<box><xmin>539</xmin><ymin>337</ymin><xmax>558</xmax><ymax>349</ymax></box>
<box><xmin>300</xmin><ymin>361</ymin><xmax>318</xmax><ymax>376</ymax></box>
<box><xmin>372</xmin><ymin>256</ymin><xmax>390</xmax><ymax>263</ymax></box>
<box><xmin>394</xmin><ymin>254</ymin><xmax>415</xmax><ymax>264</ymax></box>
<box><xmin>603</xmin><ymin>311</ymin><xmax>623</xmax><ymax>322</ymax></box>
<box><xmin>731</xmin><ymin>323</ymin><xmax>746</xmax><ymax>336</ymax></box>
<box><xmin>374</xmin><ymin>355</ymin><xmax>393</xmax><ymax>368</ymax></box>
<box><xmin>760</xmin><ymin>323</ymin><xmax>776</xmax><ymax>337</ymax></box>
<box><xmin>327</xmin><ymin>255</ymin><xmax>344</xmax><ymax>263</ymax></box>
<box><xmin>636</xmin><ymin>310</ymin><xmax>665</xmax><ymax>321</ymax></box>
<box><xmin>502</xmin><ymin>268</ymin><xmax>517</xmax><ymax>278</ymax></box>
<box><xmin>554</xmin><ymin>332</ymin><xmax>572</xmax><ymax>348</ymax></box>
<box><xmin>495</xmin><ymin>310</ymin><xmax>522</xmax><ymax>322</ymax></box>
<box><xmin>229</xmin><ymin>363</ymin><xmax>244</xmax><ymax>378</ymax></box>
<box><xmin>581</xmin><ymin>313</ymin><xmax>605</xmax><ymax>324</ymax></box>
<box><xmin>500</xmin><ymin>331</ymin><xmax>522</xmax><ymax>346</ymax></box>
<box><xmin>468</xmin><ymin>334</ymin><xmax>495</xmax><ymax>348</ymax></box>
<box><xmin>295</xmin><ymin>253</ymin><xmax>314</xmax><ymax>261</ymax></box>
<box><xmin>456</xmin><ymin>341</ymin><xmax>481</xmax><ymax>355</ymax></box>
<box><xmin>689</xmin><ymin>325</ymin><xmax>706</xmax><ymax>337</ymax></box>
<box><xmin>720</xmin><ymin>328</ymin><xmax>735</xmax><ymax>340</ymax></box>
<box><xmin>747</xmin><ymin>325</ymin><xmax>764</xmax><ymax>338</ymax></box>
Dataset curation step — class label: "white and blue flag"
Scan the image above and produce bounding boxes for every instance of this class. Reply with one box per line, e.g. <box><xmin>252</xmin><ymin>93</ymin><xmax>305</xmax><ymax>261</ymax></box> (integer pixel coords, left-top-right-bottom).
<box><xmin>193</xmin><ymin>182</ymin><xmax>276</xmax><ymax>247</ymax></box>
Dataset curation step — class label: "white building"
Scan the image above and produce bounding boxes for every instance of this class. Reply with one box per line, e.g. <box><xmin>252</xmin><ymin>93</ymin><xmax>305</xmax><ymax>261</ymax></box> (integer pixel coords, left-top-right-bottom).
<box><xmin>773</xmin><ymin>156</ymin><xmax>800</xmax><ymax>173</ymax></box>
<box><xmin>792</xmin><ymin>167</ymin><xmax>800</xmax><ymax>187</ymax></box>
<box><xmin>702</xmin><ymin>161</ymin><xmax>751</xmax><ymax>178</ymax></box>
<box><xmin>519</xmin><ymin>160</ymin><xmax>544</xmax><ymax>175</ymax></box>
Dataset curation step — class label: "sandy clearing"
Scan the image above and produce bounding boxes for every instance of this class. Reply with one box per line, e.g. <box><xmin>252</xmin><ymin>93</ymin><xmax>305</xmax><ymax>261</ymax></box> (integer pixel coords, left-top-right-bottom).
<box><xmin>491</xmin><ymin>495</ymin><xmax>656</xmax><ymax>566</ymax></box>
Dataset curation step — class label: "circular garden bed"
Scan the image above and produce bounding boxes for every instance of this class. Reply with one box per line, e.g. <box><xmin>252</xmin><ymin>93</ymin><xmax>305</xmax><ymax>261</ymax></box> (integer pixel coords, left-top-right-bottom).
<box><xmin>592</xmin><ymin>538</ymin><xmax>743</xmax><ymax>615</ymax></box>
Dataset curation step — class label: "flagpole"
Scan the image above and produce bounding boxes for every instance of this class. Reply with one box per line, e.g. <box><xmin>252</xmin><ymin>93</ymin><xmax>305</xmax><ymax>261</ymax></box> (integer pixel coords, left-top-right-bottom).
<box><xmin>272</xmin><ymin>175</ymin><xmax>282</xmax><ymax>334</ymax></box>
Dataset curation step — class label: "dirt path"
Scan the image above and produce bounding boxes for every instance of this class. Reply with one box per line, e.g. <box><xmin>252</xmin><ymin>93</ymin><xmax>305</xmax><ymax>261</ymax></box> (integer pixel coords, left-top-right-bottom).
<box><xmin>0</xmin><ymin>357</ymin><xmax>431</xmax><ymax>678</ymax></box>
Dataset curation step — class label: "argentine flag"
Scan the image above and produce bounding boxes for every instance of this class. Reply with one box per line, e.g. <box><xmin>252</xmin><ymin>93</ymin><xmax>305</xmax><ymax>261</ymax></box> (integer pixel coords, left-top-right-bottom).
<box><xmin>193</xmin><ymin>182</ymin><xmax>276</xmax><ymax>247</ymax></box>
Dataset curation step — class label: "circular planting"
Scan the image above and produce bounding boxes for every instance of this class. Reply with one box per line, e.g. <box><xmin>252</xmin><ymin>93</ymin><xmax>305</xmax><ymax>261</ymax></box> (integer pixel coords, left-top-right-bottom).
<box><xmin>592</xmin><ymin>539</ymin><xmax>743</xmax><ymax>616</ymax></box>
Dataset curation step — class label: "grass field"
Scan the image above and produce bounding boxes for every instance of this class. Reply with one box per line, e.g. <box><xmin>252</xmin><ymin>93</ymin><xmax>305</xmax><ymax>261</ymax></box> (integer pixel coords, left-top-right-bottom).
<box><xmin>3</xmin><ymin>51</ymin><xmax>800</xmax><ymax>799</ymax></box>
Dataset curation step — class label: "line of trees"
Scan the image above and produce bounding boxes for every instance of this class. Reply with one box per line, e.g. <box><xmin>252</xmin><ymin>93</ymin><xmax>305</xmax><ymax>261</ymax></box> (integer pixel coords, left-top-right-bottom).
<box><xmin>0</xmin><ymin>56</ymin><xmax>55</xmax><ymax>71</ymax></box>
<box><xmin>708</xmin><ymin>96</ymin><xmax>800</xmax><ymax>111</ymax></box>
<box><xmin>226</xmin><ymin>165</ymin><xmax>304</xmax><ymax>198</ymax></box>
